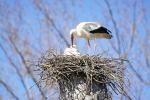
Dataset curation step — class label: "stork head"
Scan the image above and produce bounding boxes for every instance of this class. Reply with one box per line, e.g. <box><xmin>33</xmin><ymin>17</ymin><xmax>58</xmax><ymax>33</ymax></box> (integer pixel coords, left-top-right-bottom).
<box><xmin>70</xmin><ymin>29</ymin><xmax>77</xmax><ymax>47</ymax></box>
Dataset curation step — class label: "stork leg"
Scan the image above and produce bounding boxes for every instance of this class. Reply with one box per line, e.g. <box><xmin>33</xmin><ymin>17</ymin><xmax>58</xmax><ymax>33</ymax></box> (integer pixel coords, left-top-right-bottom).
<box><xmin>94</xmin><ymin>38</ymin><xmax>97</xmax><ymax>51</ymax></box>
<box><xmin>87</xmin><ymin>39</ymin><xmax>90</xmax><ymax>48</ymax></box>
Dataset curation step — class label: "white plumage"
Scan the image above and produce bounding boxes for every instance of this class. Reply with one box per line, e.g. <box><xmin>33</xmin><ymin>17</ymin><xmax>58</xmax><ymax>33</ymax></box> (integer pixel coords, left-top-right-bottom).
<box><xmin>70</xmin><ymin>22</ymin><xmax>112</xmax><ymax>49</ymax></box>
<box><xmin>64</xmin><ymin>45</ymin><xmax>80</xmax><ymax>56</ymax></box>
<box><xmin>76</xmin><ymin>22</ymin><xmax>100</xmax><ymax>38</ymax></box>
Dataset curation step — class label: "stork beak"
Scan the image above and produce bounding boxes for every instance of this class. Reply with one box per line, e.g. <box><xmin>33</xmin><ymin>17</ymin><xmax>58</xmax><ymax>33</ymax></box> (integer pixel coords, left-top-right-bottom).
<box><xmin>71</xmin><ymin>33</ymin><xmax>74</xmax><ymax>47</ymax></box>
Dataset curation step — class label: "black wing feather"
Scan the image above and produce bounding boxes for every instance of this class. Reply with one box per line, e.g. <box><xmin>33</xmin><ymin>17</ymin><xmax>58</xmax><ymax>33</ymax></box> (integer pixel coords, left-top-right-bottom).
<box><xmin>90</xmin><ymin>26</ymin><xmax>111</xmax><ymax>34</ymax></box>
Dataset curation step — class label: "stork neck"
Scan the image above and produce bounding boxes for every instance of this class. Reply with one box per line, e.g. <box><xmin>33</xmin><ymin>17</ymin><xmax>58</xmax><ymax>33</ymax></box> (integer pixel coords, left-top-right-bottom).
<box><xmin>71</xmin><ymin>33</ymin><xmax>74</xmax><ymax>47</ymax></box>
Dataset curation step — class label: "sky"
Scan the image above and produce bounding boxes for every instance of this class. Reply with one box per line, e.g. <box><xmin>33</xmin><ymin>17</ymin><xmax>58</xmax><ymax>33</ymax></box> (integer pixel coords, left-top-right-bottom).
<box><xmin>0</xmin><ymin>0</ymin><xmax>150</xmax><ymax>100</ymax></box>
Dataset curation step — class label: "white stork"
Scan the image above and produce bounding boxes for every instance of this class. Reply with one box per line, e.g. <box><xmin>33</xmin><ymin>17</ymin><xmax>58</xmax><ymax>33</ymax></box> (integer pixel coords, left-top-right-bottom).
<box><xmin>70</xmin><ymin>22</ymin><xmax>112</xmax><ymax>49</ymax></box>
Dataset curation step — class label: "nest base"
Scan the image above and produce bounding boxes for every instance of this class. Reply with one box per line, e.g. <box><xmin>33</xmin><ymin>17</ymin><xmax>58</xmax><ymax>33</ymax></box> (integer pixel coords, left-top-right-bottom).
<box><xmin>36</xmin><ymin>51</ymin><xmax>125</xmax><ymax>100</ymax></box>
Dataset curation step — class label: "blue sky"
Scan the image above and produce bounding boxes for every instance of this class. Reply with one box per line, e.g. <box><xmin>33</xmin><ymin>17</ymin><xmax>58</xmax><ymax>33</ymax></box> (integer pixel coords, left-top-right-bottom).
<box><xmin>0</xmin><ymin>0</ymin><xmax>150</xmax><ymax>99</ymax></box>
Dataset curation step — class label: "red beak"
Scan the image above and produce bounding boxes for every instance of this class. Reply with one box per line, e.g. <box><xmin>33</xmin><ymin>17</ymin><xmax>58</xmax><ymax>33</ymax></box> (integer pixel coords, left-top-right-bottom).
<box><xmin>71</xmin><ymin>33</ymin><xmax>74</xmax><ymax>47</ymax></box>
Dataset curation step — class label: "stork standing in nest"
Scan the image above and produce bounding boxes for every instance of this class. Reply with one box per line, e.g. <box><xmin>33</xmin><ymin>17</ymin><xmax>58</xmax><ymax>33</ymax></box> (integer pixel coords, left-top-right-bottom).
<box><xmin>70</xmin><ymin>22</ymin><xmax>112</xmax><ymax>49</ymax></box>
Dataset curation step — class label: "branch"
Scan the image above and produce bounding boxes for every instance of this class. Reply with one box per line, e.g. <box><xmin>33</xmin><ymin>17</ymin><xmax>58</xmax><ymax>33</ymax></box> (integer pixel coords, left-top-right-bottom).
<box><xmin>7</xmin><ymin>36</ymin><xmax>46</xmax><ymax>99</ymax></box>
<box><xmin>127</xmin><ymin>61</ymin><xmax>150</xmax><ymax>86</ymax></box>
<box><xmin>124</xmin><ymin>1</ymin><xmax>137</xmax><ymax>58</ymax></box>
<box><xmin>0</xmin><ymin>42</ymin><xmax>31</xmax><ymax>100</ymax></box>
<box><xmin>0</xmin><ymin>79</ymin><xmax>19</xmax><ymax>100</ymax></box>
<box><xmin>104</xmin><ymin>0</ymin><xmax>121</xmax><ymax>55</ymax></box>
<box><xmin>33</xmin><ymin>0</ymin><xmax>70</xmax><ymax>47</ymax></box>
<box><xmin>141</xmin><ymin>0</ymin><xmax>150</xmax><ymax>68</ymax></box>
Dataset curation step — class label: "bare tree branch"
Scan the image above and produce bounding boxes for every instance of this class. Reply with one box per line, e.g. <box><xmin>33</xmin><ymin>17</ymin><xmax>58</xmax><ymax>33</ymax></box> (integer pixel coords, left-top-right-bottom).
<box><xmin>7</xmin><ymin>35</ymin><xmax>47</xmax><ymax>99</ymax></box>
<box><xmin>124</xmin><ymin>1</ymin><xmax>137</xmax><ymax>58</ymax></box>
<box><xmin>127</xmin><ymin>61</ymin><xmax>150</xmax><ymax>86</ymax></box>
<box><xmin>141</xmin><ymin>0</ymin><xmax>150</xmax><ymax>69</ymax></box>
<box><xmin>0</xmin><ymin>42</ymin><xmax>31</xmax><ymax>100</ymax></box>
<box><xmin>104</xmin><ymin>0</ymin><xmax>121</xmax><ymax>55</ymax></box>
<box><xmin>0</xmin><ymin>79</ymin><xmax>19</xmax><ymax>100</ymax></box>
<box><xmin>33</xmin><ymin>0</ymin><xmax>70</xmax><ymax>47</ymax></box>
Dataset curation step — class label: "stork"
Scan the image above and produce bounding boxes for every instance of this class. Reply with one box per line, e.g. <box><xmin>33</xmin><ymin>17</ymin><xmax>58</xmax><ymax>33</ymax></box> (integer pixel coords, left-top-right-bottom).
<box><xmin>70</xmin><ymin>22</ymin><xmax>112</xmax><ymax>49</ymax></box>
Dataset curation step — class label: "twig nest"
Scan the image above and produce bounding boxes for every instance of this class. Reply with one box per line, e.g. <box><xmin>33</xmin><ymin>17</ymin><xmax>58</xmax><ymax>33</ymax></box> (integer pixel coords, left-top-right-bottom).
<box><xmin>36</xmin><ymin>50</ymin><xmax>126</xmax><ymax>100</ymax></box>
<box><xmin>63</xmin><ymin>45</ymin><xmax>80</xmax><ymax>56</ymax></box>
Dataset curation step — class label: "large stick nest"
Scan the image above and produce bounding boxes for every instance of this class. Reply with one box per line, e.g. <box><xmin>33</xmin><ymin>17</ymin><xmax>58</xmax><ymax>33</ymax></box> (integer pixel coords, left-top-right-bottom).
<box><xmin>36</xmin><ymin>50</ymin><xmax>126</xmax><ymax>99</ymax></box>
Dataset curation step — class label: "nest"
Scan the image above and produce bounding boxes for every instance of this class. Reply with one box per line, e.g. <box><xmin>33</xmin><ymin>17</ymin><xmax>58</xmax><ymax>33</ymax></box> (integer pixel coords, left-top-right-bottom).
<box><xmin>36</xmin><ymin>50</ymin><xmax>125</xmax><ymax>100</ymax></box>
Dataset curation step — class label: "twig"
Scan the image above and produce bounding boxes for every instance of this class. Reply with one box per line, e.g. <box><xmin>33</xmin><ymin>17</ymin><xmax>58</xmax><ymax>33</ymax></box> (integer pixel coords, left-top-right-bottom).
<box><xmin>0</xmin><ymin>79</ymin><xmax>19</xmax><ymax>100</ymax></box>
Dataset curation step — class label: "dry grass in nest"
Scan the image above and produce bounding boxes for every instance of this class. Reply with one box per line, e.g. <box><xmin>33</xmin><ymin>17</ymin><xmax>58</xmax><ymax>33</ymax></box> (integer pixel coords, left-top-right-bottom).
<box><xmin>35</xmin><ymin>50</ymin><xmax>126</xmax><ymax>99</ymax></box>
